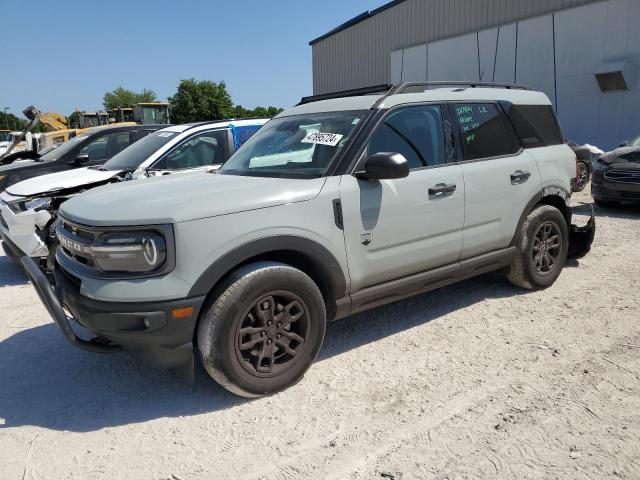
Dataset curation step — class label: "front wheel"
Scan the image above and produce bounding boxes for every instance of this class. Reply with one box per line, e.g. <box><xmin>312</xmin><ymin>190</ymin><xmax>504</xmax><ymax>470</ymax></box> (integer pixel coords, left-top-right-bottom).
<box><xmin>197</xmin><ymin>262</ymin><xmax>326</xmax><ymax>397</ymax></box>
<box><xmin>574</xmin><ymin>161</ymin><xmax>590</xmax><ymax>192</ymax></box>
<box><xmin>506</xmin><ymin>205</ymin><xmax>569</xmax><ymax>290</ymax></box>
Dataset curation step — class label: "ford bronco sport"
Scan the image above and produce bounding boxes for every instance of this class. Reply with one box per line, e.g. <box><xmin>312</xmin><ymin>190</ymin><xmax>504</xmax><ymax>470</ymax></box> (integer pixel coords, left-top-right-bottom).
<box><xmin>24</xmin><ymin>82</ymin><xmax>595</xmax><ymax>397</ymax></box>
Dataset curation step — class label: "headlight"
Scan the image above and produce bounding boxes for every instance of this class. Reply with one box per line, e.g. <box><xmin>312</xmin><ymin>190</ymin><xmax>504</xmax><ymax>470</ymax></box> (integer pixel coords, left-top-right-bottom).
<box><xmin>593</xmin><ymin>160</ymin><xmax>607</xmax><ymax>172</ymax></box>
<box><xmin>24</xmin><ymin>197</ymin><xmax>52</xmax><ymax>211</ymax></box>
<box><xmin>91</xmin><ymin>231</ymin><xmax>167</xmax><ymax>273</ymax></box>
<box><xmin>56</xmin><ymin>218</ymin><xmax>175</xmax><ymax>278</ymax></box>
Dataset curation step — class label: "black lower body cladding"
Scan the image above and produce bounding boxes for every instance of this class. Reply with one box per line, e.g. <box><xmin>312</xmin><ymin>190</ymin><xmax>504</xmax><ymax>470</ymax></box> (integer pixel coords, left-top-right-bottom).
<box><xmin>23</xmin><ymin>256</ymin><xmax>206</xmax><ymax>371</ymax></box>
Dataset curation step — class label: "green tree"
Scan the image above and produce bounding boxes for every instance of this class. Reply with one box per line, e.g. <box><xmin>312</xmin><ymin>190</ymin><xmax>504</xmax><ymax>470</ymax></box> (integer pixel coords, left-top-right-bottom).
<box><xmin>103</xmin><ymin>87</ymin><xmax>157</xmax><ymax>110</ymax></box>
<box><xmin>169</xmin><ymin>79</ymin><xmax>234</xmax><ymax>123</ymax></box>
<box><xmin>232</xmin><ymin>104</ymin><xmax>283</xmax><ymax>119</ymax></box>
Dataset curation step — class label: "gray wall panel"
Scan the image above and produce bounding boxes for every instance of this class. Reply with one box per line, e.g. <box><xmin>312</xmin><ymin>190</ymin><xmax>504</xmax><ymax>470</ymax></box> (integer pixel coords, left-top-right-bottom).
<box><xmin>312</xmin><ymin>0</ymin><xmax>600</xmax><ymax>94</ymax></box>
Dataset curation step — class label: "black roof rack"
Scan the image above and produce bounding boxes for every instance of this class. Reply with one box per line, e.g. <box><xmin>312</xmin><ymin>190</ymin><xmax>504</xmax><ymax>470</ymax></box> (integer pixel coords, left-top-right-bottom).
<box><xmin>298</xmin><ymin>84</ymin><xmax>393</xmax><ymax>105</ymax></box>
<box><xmin>297</xmin><ymin>81</ymin><xmax>528</xmax><ymax>107</ymax></box>
<box><xmin>394</xmin><ymin>81</ymin><xmax>528</xmax><ymax>93</ymax></box>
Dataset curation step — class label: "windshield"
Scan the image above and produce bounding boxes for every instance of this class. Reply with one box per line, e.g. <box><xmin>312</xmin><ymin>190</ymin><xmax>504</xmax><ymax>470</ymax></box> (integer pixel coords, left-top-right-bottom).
<box><xmin>219</xmin><ymin>110</ymin><xmax>368</xmax><ymax>178</ymax></box>
<box><xmin>101</xmin><ymin>129</ymin><xmax>178</xmax><ymax>171</ymax></box>
<box><xmin>38</xmin><ymin>133</ymin><xmax>88</xmax><ymax>161</ymax></box>
<box><xmin>632</xmin><ymin>135</ymin><xmax>640</xmax><ymax>147</ymax></box>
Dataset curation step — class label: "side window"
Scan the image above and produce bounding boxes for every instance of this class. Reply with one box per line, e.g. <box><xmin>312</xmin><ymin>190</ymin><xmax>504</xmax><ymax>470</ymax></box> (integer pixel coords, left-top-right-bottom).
<box><xmin>453</xmin><ymin>103</ymin><xmax>515</xmax><ymax>160</ymax></box>
<box><xmin>80</xmin><ymin>135</ymin><xmax>108</xmax><ymax>161</ymax></box>
<box><xmin>152</xmin><ymin>130</ymin><xmax>228</xmax><ymax>170</ymax></box>
<box><xmin>367</xmin><ymin>105</ymin><xmax>445</xmax><ymax>169</ymax></box>
<box><xmin>105</xmin><ymin>132</ymin><xmax>132</xmax><ymax>158</ymax></box>
<box><xmin>507</xmin><ymin>105</ymin><xmax>563</xmax><ymax>148</ymax></box>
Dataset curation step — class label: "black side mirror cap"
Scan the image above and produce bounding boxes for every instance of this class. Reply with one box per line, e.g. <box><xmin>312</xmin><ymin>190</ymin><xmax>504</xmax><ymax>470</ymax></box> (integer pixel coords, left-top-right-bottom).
<box><xmin>73</xmin><ymin>153</ymin><xmax>90</xmax><ymax>165</ymax></box>
<box><xmin>619</xmin><ymin>140</ymin><xmax>629</xmax><ymax>148</ymax></box>
<box><xmin>355</xmin><ymin>152</ymin><xmax>410</xmax><ymax>180</ymax></box>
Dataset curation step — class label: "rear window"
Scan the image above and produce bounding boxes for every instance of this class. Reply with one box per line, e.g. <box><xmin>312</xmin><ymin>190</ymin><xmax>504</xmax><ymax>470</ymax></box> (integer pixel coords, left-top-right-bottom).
<box><xmin>453</xmin><ymin>103</ymin><xmax>516</xmax><ymax>160</ymax></box>
<box><xmin>507</xmin><ymin>105</ymin><xmax>563</xmax><ymax>148</ymax></box>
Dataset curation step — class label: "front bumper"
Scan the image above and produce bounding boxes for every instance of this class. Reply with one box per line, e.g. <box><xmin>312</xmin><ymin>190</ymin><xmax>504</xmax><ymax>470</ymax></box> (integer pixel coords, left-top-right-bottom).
<box><xmin>22</xmin><ymin>256</ymin><xmax>206</xmax><ymax>370</ymax></box>
<box><xmin>568</xmin><ymin>205</ymin><xmax>595</xmax><ymax>260</ymax></box>
<box><xmin>591</xmin><ymin>171</ymin><xmax>640</xmax><ymax>202</ymax></box>
<box><xmin>0</xmin><ymin>202</ymin><xmax>50</xmax><ymax>258</ymax></box>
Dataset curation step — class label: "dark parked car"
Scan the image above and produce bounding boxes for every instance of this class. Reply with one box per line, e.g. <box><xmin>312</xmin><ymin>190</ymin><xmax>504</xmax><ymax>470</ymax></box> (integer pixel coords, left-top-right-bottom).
<box><xmin>591</xmin><ymin>134</ymin><xmax>640</xmax><ymax>207</ymax></box>
<box><xmin>0</xmin><ymin>124</ymin><xmax>165</xmax><ymax>191</ymax></box>
<box><xmin>567</xmin><ymin>139</ymin><xmax>596</xmax><ymax>192</ymax></box>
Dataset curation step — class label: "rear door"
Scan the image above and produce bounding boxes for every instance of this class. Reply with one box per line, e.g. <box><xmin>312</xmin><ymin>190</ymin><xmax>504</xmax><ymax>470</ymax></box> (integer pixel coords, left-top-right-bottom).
<box><xmin>340</xmin><ymin>104</ymin><xmax>465</xmax><ymax>291</ymax></box>
<box><xmin>450</xmin><ymin>102</ymin><xmax>542</xmax><ymax>259</ymax></box>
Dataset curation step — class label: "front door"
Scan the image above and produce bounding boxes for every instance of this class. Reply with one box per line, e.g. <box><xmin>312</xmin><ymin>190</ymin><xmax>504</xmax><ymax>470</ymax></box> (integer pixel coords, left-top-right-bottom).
<box><xmin>340</xmin><ymin>104</ymin><xmax>465</xmax><ymax>292</ymax></box>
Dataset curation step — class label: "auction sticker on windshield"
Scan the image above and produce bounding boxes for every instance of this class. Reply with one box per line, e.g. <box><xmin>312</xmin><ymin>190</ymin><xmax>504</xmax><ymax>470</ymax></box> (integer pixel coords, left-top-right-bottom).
<box><xmin>301</xmin><ymin>132</ymin><xmax>343</xmax><ymax>147</ymax></box>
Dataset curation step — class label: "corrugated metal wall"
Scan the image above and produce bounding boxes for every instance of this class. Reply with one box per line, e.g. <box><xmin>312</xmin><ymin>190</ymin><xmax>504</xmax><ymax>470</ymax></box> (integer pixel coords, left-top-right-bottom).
<box><xmin>312</xmin><ymin>0</ymin><xmax>600</xmax><ymax>94</ymax></box>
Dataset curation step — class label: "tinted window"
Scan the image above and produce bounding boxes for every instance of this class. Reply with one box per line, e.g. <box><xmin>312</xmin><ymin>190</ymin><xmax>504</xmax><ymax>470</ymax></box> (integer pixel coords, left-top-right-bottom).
<box><xmin>80</xmin><ymin>131</ymin><xmax>131</xmax><ymax>161</ymax></box>
<box><xmin>508</xmin><ymin>105</ymin><xmax>563</xmax><ymax>148</ymax></box>
<box><xmin>152</xmin><ymin>130</ymin><xmax>228</xmax><ymax>170</ymax></box>
<box><xmin>453</xmin><ymin>103</ymin><xmax>515</xmax><ymax>160</ymax></box>
<box><xmin>368</xmin><ymin>105</ymin><xmax>445</xmax><ymax>169</ymax></box>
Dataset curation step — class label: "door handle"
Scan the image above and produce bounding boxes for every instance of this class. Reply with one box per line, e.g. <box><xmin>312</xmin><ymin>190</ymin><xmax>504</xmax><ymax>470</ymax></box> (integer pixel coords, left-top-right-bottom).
<box><xmin>428</xmin><ymin>183</ymin><xmax>457</xmax><ymax>196</ymax></box>
<box><xmin>510</xmin><ymin>170</ymin><xmax>531</xmax><ymax>184</ymax></box>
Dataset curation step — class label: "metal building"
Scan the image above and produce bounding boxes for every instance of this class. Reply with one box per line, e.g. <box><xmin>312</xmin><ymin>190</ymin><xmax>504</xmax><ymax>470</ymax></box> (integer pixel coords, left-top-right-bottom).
<box><xmin>310</xmin><ymin>0</ymin><xmax>640</xmax><ymax>149</ymax></box>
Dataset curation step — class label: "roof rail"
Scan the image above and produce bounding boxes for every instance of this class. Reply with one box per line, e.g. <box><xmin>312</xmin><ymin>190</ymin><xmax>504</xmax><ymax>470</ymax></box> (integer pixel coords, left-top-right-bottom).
<box><xmin>394</xmin><ymin>81</ymin><xmax>528</xmax><ymax>93</ymax></box>
<box><xmin>297</xmin><ymin>84</ymin><xmax>393</xmax><ymax>105</ymax></box>
<box><xmin>297</xmin><ymin>81</ymin><xmax>528</xmax><ymax>107</ymax></box>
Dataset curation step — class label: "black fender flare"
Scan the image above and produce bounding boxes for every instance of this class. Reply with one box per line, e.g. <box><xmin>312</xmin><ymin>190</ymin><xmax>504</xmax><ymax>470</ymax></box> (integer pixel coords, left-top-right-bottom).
<box><xmin>187</xmin><ymin>235</ymin><xmax>348</xmax><ymax>306</ymax></box>
<box><xmin>510</xmin><ymin>187</ymin><xmax>572</xmax><ymax>246</ymax></box>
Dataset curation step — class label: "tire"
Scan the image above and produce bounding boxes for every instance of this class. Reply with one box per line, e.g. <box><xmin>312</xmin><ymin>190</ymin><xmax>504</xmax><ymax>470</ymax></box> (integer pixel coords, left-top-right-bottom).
<box><xmin>197</xmin><ymin>261</ymin><xmax>326</xmax><ymax>397</ymax></box>
<box><xmin>506</xmin><ymin>205</ymin><xmax>569</xmax><ymax>290</ymax></box>
<box><xmin>574</xmin><ymin>161</ymin><xmax>590</xmax><ymax>192</ymax></box>
<box><xmin>593</xmin><ymin>197</ymin><xmax>620</xmax><ymax>208</ymax></box>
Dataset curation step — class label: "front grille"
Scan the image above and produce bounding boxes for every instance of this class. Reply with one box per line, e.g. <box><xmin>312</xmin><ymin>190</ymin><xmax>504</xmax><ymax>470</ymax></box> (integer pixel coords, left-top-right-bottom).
<box><xmin>57</xmin><ymin>218</ymin><xmax>98</xmax><ymax>268</ymax></box>
<box><xmin>61</xmin><ymin>220</ymin><xmax>96</xmax><ymax>241</ymax></box>
<box><xmin>604</xmin><ymin>168</ymin><xmax>640</xmax><ymax>184</ymax></box>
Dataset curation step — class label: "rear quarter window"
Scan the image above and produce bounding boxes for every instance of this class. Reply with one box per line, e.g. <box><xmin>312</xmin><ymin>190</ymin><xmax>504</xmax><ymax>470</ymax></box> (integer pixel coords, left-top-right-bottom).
<box><xmin>507</xmin><ymin>105</ymin><xmax>563</xmax><ymax>148</ymax></box>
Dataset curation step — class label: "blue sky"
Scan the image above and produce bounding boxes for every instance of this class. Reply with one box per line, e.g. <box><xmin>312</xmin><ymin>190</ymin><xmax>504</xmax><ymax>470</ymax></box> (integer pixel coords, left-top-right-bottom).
<box><xmin>0</xmin><ymin>0</ymin><xmax>388</xmax><ymax>120</ymax></box>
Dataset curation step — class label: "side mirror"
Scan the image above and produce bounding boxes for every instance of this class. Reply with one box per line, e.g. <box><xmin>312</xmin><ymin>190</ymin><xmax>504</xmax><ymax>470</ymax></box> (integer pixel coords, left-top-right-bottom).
<box><xmin>355</xmin><ymin>152</ymin><xmax>410</xmax><ymax>180</ymax></box>
<box><xmin>619</xmin><ymin>140</ymin><xmax>629</xmax><ymax>148</ymax></box>
<box><xmin>73</xmin><ymin>153</ymin><xmax>90</xmax><ymax>165</ymax></box>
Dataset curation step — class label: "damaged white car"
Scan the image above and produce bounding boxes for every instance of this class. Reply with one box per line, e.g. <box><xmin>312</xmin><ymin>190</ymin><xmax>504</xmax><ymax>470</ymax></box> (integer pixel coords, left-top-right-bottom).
<box><xmin>0</xmin><ymin>119</ymin><xmax>267</xmax><ymax>269</ymax></box>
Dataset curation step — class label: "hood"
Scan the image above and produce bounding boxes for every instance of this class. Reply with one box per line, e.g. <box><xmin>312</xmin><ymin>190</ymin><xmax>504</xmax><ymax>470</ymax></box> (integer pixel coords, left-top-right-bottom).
<box><xmin>6</xmin><ymin>167</ymin><xmax>122</xmax><ymax>198</ymax></box>
<box><xmin>60</xmin><ymin>172</ymin><xmax>327</xmax><ymax>226</ymax></box>
<box><xmin>0</xmin><ymin>158</ymin><xmax>40</xmax><ymax>172</ymax></box>
<box><xmin>599</xmin><ymin>146</ymin><xmax>640</xmax><ymax>165</ymax></box>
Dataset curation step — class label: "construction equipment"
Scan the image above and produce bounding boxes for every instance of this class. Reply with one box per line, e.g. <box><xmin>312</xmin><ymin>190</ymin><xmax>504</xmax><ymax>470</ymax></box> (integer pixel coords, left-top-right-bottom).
<box><xmin>108</xmin><ymin>103</ymin><xmax>170</xmax><ymax>125</ymax></box>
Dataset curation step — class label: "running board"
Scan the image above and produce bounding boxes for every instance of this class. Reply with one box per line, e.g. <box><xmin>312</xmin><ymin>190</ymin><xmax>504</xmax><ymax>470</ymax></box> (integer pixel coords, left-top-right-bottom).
<box><xmin>349</xmin><ymin>247</ymin><xmax>516</xmax><ymax>315</ymax></box>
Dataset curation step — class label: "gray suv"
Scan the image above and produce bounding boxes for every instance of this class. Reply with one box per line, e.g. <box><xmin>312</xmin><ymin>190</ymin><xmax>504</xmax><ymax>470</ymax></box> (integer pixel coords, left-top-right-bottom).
<box><xmin>24</xmin><ymin>82</ymin><xmax>595</xmax><ymax>397</ymax></box>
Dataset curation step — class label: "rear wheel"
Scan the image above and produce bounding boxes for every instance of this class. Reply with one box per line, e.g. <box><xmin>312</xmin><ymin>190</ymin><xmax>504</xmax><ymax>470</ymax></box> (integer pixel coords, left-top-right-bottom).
<box><xmin>507</xmin><ymin>205</ymin><xmax>569</xmax><ymax>290</ymax></box>
<box><xmin>593</xmin><ymin>197</ymin><xmax>620</xmax><ymax>208</ymax></box>
<box><xmin>197</xmin><ymin>262</ymin><xmax>326</xmax><ymax>397</ymax></box>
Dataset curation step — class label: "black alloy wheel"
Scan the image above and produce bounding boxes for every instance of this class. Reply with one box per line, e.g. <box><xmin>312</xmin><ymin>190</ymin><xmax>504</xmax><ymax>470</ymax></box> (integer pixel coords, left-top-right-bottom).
<box><xmin>235</xmin><ymin>292</ymin><xmax>310</xmax><ymax>377</ymax></box>
<box><xmin>531</xmin><ymin>220</ymin><xmax>562</xmax><ymax>275</ymax></box>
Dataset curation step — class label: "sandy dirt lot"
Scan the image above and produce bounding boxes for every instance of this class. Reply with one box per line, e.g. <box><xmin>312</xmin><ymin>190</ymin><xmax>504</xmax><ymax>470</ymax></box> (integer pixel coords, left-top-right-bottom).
<box><xmin>0</xmin><ymin>191</ymin><xmax>639</xmax><ymax>480</ymax></box>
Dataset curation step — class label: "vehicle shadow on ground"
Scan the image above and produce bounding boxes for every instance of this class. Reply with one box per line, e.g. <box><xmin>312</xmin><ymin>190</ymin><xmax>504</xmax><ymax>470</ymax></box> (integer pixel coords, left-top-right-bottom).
<box><xmin>0</xmin><ymin>254</ymin><xmax>28</xmax><ymax>287</ymax></box>
<box><xmin>0</xmin><ymin>271</ymin><xmax>528</xmax><ymax>433</ymax></box>
<box><xmin>593</xmin><ymin>203</ymin><xmax>640</xmax><ymax>220</ymax></box>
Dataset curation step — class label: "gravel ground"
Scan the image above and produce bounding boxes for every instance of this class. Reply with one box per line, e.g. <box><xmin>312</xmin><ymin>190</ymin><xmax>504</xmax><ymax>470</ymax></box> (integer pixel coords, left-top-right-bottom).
<box><xmin>1</xmin><ymin>190</ymin><xmax>639</xmax><ymax>480</ymax></box>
